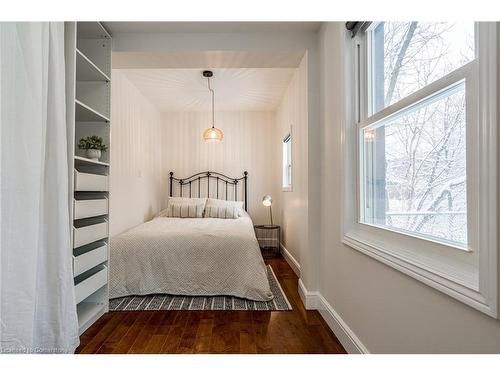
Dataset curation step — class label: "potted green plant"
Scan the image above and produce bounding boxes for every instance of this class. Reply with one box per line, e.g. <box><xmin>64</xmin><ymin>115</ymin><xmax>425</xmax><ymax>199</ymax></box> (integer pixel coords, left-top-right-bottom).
<box><xmin>78</xmin><ymin>135</ymin><xmax>108</xmax><ymax>161</ymax></box>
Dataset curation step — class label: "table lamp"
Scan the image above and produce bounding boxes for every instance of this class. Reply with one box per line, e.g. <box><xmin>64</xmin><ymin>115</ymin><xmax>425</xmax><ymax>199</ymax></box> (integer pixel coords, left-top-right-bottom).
<box><xmin>262</xmin><ymin>195</ymin><xmax>273</xmax><ymax>226</ymax></box>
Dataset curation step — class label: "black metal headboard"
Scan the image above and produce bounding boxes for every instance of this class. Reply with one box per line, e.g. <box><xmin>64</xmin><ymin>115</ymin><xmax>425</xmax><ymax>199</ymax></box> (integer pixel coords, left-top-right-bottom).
<box><xmin>169</xmin><ymin>171</ymin><xmax>248</xmax><ymax>211</ymax></box>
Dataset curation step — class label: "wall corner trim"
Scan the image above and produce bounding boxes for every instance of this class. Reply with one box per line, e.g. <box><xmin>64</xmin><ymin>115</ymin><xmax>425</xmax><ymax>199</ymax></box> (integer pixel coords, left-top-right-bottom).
<box><xmin>298</xmin><ymin>278</ymin><xmax>369</xmax><ymax>354</ymax></box>
<box><xmin>298</xmin><ymin>278</ymin><xmax>319</xmax><ymax>309</ymax></box>
<box><xmin>280</xmin><ymin>243</ymin><xmax>301</xmax><ymax>277</ymax></box>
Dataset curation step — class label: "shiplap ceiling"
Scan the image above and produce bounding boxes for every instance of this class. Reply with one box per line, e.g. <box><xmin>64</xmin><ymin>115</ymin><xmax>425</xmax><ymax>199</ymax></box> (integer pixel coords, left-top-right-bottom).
<box><xmin>103</xmin><ymin>22</ymin><xmax>321</xmax><ymax>34</ymax></box>
<box><xmin>120</xmin><ymin>68</ymin><xmax>296</xmax><ymax>112</ymax></box>
<box><xmin>112</xmin><ymin>51</ymin><xmax>305</xmax><ymax>69</ymax></box>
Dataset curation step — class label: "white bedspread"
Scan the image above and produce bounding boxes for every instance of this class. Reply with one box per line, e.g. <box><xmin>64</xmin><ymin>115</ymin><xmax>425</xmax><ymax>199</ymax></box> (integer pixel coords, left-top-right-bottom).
<box><xmin>109</xmin><ymin>214</ymin><xmax>274</xmax><ymax>301</ymax></box>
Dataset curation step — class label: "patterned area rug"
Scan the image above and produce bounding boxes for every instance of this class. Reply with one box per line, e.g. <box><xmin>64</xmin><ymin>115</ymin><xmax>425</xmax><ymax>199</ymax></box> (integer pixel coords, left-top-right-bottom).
<box><xmin>109</xmin><ymin>265</ymin><xmax>292</xmax><ymax>311</ymax></box>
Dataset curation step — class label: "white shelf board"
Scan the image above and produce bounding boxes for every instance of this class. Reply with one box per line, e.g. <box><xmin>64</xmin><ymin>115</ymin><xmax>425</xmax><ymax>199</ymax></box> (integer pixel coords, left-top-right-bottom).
<box><xmin>77</xmin><ymin>302</ymin><xmax>106</xmax><ymax>334</ymax></box>
<box><xmin>74</xmin><ymin>156</ymin><xmax>109</xmax><ymax>167</ymax></box>
<box><xmin>75</xmin><ymin>99</ymin><xmax>110</xmax><ymax>122</ymax></box>
<box><xmin>76</xmin><ymin>49</ymin><xmax>110</xmax><ymax>82</ymax></box>
<box><xmin>77</xmin><ymin>22</ymin><xmax>111</xmax><ymax>39</ymax></box>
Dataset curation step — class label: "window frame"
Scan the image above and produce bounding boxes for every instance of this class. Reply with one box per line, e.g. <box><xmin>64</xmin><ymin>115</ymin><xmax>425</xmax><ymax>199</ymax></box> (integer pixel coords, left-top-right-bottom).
<box><xmin>342</xmin><ymin>22</ymin><xmax>498</xmax><ymax>317</ymax></box>
<box><xmin>359</xmin><ymin>76</ymin><xmax>472</xmax><ymax>250</ymax></box>
<box><xmin>282</xmin><ymin>132</ymin><xmax>293</xmax><ymax>192</ymax></box>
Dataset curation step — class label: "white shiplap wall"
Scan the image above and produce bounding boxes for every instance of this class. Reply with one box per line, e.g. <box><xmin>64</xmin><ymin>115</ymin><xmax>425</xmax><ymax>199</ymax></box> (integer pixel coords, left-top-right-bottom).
<box><xmin>110</xmin><ymin>70</ymin><xmax>165</xmax><ymax>237</ymax></box>
<box><xmin>275</xmin><ymin>56</ymin><xmax>308</xmax><ymax>264</ymax></box>
<box><xmin>161</xmin><ymin>111</ymin><xmax>279</xmax><ymax>225</ymax></box>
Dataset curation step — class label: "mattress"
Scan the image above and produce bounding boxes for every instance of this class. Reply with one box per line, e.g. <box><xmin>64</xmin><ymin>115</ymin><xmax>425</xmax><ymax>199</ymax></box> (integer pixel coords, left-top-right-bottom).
<box><xmin>109</xmin><ymin>213</ymin><xmax>274</xmax><ymax>301</ymax></box>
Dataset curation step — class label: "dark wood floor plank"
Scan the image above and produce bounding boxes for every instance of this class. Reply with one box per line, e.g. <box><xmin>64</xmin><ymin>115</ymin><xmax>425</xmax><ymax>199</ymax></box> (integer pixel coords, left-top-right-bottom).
<box><xmin>128</xmin><ymin>311</ymin><xmax>167</xmax><ymax>353</ymax></box>
<box><xmin>271</xmin><ymin>312</ymin><xmax>308</xmax><ymax>353</ymax></box>
<box><xmin>76</xmin><ymin>312</ymin><xmax>113</xmax><ymax>352</ymax></box>
<box><xmin>309</xmin><ymin>323</ymin><xmax>347</xmax><ymax>354</ymax></box>
<box><xmin>176</xmin><ymin>312</ymin><xmax>202</xmax><ymax>353</ymax></box>
<box><xmin>210</xmin><ymin>311</ymin><xmax>240</xmax><ymax>353</ymax></box>
<box><xmin>143</xmin><ymin>311</ymin><xmax>177</xmax><ymax>353</ymax></box>
<box><xmin>252</xmin><ymin>311</ymin><xmax>273</xmax><ymax>354</ymax></box>
<box><xmin>193</xmin><ymin>316</ymin><xmax>214</xmax><ymax>353</ymax></box>
<box><xmin>111</xmin><ymin>312</ymin><xmax>154</xmax><ymax>354</ymax></box>
<box><xmin>96</xmin><ymin>312</ymin><xmax>140</xmax><ymax>354</ymax></box>
<box><xmin>160</xmin><ymin>311</ymin><xmax>189</xmax><ymax>353</ymax></box>
<box><xmin>239</xmin><ymin>312</ymin><xmax>257</xmax><ymax>353</ymax></box>
<box><xmin>76</xmin><ymin>256</ymin><xmax>346</xmax><ymax>354</ymax></box>
<box><xmin>78</xmin><ymin>313</ymin><xmax>128</xmax><ymax>354</ymax></box>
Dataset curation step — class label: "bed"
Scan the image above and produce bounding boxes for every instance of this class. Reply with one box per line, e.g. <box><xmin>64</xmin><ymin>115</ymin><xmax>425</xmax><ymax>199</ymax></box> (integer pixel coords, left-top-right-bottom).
<box><xmin>109</xmin><ymin>171</ymin><xmax>274</xmax><ymax>302</ymax></box>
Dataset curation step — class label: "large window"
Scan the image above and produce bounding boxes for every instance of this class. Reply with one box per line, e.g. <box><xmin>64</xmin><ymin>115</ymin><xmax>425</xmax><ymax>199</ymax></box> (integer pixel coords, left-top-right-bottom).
<box><xmin>282</xmin><ymin>133</ymin><xmax>292</xmax><ymax>191</ymax></box>
<box><xmin>361</xmin><ymin>22</ymin><xmax>474</xmax><ymax>248</ymax></box>
<box><xmin>344</xmin><ymin>22</ymin><xmax>498</xmax><ymax>317</ymax></box>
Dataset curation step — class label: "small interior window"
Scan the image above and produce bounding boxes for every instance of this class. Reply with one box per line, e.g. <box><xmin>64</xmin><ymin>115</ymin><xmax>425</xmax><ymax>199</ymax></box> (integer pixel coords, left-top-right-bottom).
<box><xmin>282</xmin><ymin>133</ymin><xmax>292</xmax><ymax>190</ymax></box>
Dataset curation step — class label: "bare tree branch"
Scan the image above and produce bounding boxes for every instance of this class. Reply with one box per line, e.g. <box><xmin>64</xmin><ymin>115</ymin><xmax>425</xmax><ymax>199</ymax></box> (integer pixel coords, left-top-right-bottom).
<box><xmin>384</xmin><ymin>22</ymin><xmax>418</xmax><ymax>104</ymax></box>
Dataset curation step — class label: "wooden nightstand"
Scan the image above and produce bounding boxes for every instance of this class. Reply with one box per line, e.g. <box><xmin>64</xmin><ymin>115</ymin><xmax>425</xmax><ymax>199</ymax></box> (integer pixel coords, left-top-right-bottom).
<box><xmin>254</xmin><ymin>224</ymin><xmax>281</xmax><ymax>258</ymax></box>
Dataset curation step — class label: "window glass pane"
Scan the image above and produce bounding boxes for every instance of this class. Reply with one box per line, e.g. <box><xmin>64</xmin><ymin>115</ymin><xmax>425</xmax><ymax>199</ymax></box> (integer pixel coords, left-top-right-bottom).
<box><xmin>287</xmin><ymin>138</ymin><xmax>292</xmax><ymax>186</ymax></box>
<box><xmin>282</xmin><ymin>135</ymin><xmax>292</xmax><ymax>188</ymax></box>
<box><xmin>370</xmin><ymin>22</ymin><xmax>474</xmax><ymax>113</ymax></box>
<box><xmin>361</xmin><ymin>81</ymin><xmax>467</xmax><ymax>246</ymax></box>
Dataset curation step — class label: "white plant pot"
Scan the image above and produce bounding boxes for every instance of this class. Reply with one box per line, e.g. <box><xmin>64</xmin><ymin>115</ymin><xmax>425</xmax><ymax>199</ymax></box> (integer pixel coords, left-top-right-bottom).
<box><xmin>86</xmin><ymin>149</ymin><xmax>101</xmax><ymax>161</ymax></box>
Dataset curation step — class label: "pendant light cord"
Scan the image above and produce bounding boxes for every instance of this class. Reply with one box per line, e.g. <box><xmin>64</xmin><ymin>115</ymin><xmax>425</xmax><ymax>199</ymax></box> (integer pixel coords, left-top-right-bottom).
<box><xmin>207</xmin><ymin>76</ymin><xmax>215</xmax><ymax>129</ymax></box>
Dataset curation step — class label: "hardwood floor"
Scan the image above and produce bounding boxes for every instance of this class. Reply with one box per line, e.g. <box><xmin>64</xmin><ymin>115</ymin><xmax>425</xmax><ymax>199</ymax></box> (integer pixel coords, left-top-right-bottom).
<box><xmin>76</xmin><ymin>256</ymin><xmax>347</xmax><ymax>354</ymax></box>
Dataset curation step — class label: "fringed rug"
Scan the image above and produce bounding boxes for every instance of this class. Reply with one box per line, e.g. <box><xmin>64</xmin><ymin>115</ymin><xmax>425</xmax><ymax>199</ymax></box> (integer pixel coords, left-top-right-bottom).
<box><xmin>109</xmin><ymin>265</ymin><xmax>292</xmax><ymax>311</ymax></box>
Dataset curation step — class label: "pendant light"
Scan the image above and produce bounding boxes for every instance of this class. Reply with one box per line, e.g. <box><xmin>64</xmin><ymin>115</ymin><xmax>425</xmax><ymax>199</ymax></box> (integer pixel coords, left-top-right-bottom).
<box><xmin>202</xmin><ymin>70</ymin><xmax>224</xmax><ymax>142</ymax></box>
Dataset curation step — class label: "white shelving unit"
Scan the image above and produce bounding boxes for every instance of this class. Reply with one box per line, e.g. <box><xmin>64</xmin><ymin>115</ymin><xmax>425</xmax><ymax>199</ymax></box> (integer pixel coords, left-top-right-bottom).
<box><xmin>75</xmin><ymin>155</ymin><xmax>110</xmax><ymax>167</ymax></box>
<box><xmin>75</xmin><ymin>99</ymin><xmax>110</xmax><ymax>123</ymax></box>
<box><xmin>76</xmin><ymin>49</ymin><xmax>111</xmax><ymax>82</ymax></box>
<box><xmin>65</xmin><ymin>21</ymin><xmax>111</xmax><ymax>335</ymax></box>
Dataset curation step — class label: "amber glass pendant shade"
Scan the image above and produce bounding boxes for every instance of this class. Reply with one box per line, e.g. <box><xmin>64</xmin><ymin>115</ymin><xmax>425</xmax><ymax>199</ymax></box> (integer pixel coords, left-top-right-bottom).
<box><xmin>203</xmin><ymin>126</ymin><xmax>224</xmax><ymax>142</ymax></box>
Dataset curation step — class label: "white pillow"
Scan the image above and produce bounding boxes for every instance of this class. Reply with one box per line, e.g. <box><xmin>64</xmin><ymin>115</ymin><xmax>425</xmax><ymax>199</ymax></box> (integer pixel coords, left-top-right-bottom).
<box><xmin>167</xmin><ymin>197</ymin><xmax>207</xmax><ymax>206</ymax></box>
<box><xmin>161</xmin><ymin>197</ymin><xmax>207</xmax><ymax>218</ymax></box>
<box><xmin>204</xmin><ymin>198</ymin><xmax>244</xmax><ymax>219</ymax></box>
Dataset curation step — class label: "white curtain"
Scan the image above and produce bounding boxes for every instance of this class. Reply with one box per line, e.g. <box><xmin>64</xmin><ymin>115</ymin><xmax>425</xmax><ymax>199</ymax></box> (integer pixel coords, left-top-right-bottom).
<box><xmin>0</xmin><ymin>22</ymin><xmax>79</xmax><ymax>353</ymax></box>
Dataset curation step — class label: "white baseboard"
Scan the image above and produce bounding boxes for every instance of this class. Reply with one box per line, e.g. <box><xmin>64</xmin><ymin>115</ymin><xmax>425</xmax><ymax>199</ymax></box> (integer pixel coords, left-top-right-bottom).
<box><xmin>298</xmin><ymin>278</ymin><xmax>319</xmax><ymax>309</ymax></box>
<box><xmin>316</xmin><ymin>294</ymin><xmax>369</xmax><ymax>354</ymax></box>
<box><xmin>280</xmin><ymin>243</ymin><xmax>300</xmax><ymax>277</ymax></box>
<box><xmin>298</xmin><ymin>278</ymin><xmax>369</xmax><ymax>354</ymax></box>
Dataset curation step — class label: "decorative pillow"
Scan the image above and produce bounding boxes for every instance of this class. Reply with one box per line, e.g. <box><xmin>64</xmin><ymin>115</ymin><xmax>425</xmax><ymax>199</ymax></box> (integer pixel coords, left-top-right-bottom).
<box><xmin>159</xmin><ymin>197</ymin><xmax>206</xmax><ymax>218</ymax></box>
<box><xmin>204</xmin><ymin>198</ymin><xmax>244</xmax><ymax>219</ymax></box>
<box><xmin>204</xmin><ymin>205</ymin><xmax>240</xmax><ymax>219</ymax></box>
<box><xmin>166</xmin><ymin>203</ymin><xmax>200</xmax><ymax>218</ymax></box>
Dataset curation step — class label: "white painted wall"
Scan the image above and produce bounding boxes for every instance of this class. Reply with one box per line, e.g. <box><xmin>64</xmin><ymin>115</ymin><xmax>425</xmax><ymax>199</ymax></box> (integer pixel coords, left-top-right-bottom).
<box><xmin>109</xmin><ymin>70</ymin><xmax>165</xmax><ymax>237</ymax></box>
<box><xmin>314</xmin><ymin>22</ymin><xmax>500</xmax><ymax>354</ymax></box>
<box><xmin>275</xmin><ymin>57</ymin><xmax>308</xmax><ymax>264</ymax></box>
<box><xmin>161</xmin><ymin>111</ymin><xmax>279</xmax><ymax>225</ymax></box>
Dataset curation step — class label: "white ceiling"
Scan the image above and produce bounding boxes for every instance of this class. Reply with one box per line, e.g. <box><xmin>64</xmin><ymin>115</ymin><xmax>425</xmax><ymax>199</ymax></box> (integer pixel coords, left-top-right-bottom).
<box><xmin>120</xmin><ymin>68</ymin><xmax>296</xmax><ymax>112</ymax></box>
<box><xmin>112</xmin><ymin>50</ymin><xmax>305</xmax><ymax>69</ymax></box>
<box><xmin>103</xmin><ymin>22</ymin><xmax>321</xmax><ymax>34</ymax></box>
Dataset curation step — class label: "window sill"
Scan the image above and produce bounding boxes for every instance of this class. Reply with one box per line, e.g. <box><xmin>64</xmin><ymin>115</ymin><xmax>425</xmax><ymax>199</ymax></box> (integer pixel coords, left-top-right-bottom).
<box><xmin>358</xmin><ymin>221</ymin><xmax>470</xmax><ymax>252</ymax></box>
<box><xmin>282</xmin><ymin>186</ymin><xmax>293</xmax><ymax>192</ymax></box>
<box><xmin>342</xmin><ymin>231</ymin><xmax>496</xmax><ymax>317</ymax></box>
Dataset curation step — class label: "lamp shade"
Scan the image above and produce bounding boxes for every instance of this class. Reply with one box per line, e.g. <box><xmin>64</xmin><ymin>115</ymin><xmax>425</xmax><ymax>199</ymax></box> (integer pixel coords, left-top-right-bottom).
<box><xmin>203</xmin><ymin>127</ymin><xmax>224</xmax><ymax>142</ymax></box>
<box><xmin>262</xmin><ymin>195</ymin><xmax>272</xmax><ymax>207</ymax></box>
